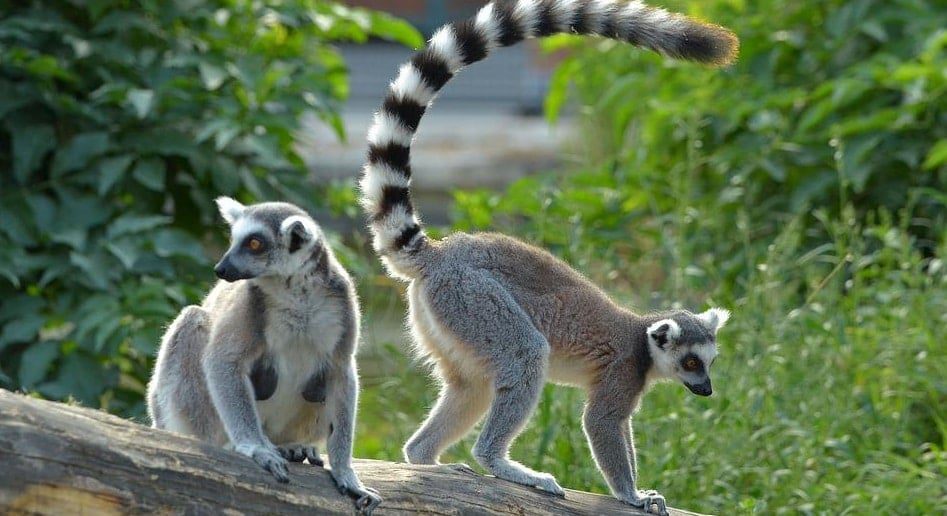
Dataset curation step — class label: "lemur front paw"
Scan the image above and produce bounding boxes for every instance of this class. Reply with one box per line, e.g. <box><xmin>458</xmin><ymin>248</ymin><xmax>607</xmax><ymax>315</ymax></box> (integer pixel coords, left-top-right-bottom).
<box><xmin>331</xmin><ymin>472</ymin><xmax>382</xmax><ymax>515</ymax></box>
<box><xmin>277</xmin><ymin>445</ymin><xmax>324</xmax><ymax>467</ymax></box>
<box><xmin>235</xmin><ymin>443</ymin><xmax>289</xmax><ymax>483</ymax></box>
<box><xmin>620</xmin><ymin>490</ymin><xmax>668</xmax><ymax>516</ymax></box>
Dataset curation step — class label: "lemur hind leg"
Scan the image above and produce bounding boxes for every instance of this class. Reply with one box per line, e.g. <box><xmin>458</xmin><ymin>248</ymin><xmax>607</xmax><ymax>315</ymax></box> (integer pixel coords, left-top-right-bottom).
<box><xmin>425</xmin><ymin>271</ymin><xmax>563</xmax><ymax>497</ymax></box>
<box><xmin>404</xmin><ymin>379</ymin><xmax>493</xmax><ymax>465</ymax></box>
<box><xmin>148</xmin><ymin>305</ymin><xmax>223</xmax><ymax>442</ymax></box>
<box><xmin>404</xmin><ymin>292</ymin><xmax>494</xmax><ymax>465</ymax></box>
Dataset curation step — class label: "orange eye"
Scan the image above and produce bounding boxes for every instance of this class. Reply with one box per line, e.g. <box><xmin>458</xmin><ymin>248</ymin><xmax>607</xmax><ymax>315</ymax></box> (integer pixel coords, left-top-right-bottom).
<box><xmin>247</xmin><ymin>238</ymin><xmax>263</xmax><ymax>252</ymax></box>
<box><xmin>684</xmin><ymin>357</ymin><xmax>700</xmax><ymax>371</ymax></box>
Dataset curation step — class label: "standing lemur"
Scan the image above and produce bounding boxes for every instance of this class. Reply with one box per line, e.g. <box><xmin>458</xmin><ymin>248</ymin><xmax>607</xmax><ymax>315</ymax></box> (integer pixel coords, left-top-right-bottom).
<box><xmin>147</xmin><ymin>199</ymin><xmax>381</xmax><ymax>514</ymax></box>
<box><xmin>359</xmin><ymin>1</ymin><xmax>737</xmax><ymax>514</ymax></box>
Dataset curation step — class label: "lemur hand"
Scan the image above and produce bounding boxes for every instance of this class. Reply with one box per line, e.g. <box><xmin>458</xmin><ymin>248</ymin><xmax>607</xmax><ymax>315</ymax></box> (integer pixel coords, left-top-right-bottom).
<box><xmin>235</xmin><ymin>443</ymin><xmax>289</xmax><ymax>483</ymax></box>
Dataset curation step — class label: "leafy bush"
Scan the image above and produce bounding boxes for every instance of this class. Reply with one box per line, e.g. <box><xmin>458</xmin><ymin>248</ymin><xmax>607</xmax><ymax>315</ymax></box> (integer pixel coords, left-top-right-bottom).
<box><xmin>0</xmin><ymin>0</ymin><xmax>420</xmax><ymax>416</ymax></box>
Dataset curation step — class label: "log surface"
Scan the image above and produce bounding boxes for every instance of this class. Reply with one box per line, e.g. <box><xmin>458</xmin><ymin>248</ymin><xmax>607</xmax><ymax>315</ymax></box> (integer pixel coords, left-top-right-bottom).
<box><xmin>0</xmin><ymin>390</ymin><xmax>702</xmax><ymax>515</ymax></box>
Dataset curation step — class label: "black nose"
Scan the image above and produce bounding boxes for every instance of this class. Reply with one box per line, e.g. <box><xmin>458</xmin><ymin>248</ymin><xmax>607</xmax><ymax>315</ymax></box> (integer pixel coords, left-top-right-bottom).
<box><xmin>214</xmin><ymin>260</ymin><xmax>238</xmax><ymax>282</ymax></box>
<box><xmin>686</xmin><ymin>379</ymin><xmax>713</xmax><ymax>397</ymax></box>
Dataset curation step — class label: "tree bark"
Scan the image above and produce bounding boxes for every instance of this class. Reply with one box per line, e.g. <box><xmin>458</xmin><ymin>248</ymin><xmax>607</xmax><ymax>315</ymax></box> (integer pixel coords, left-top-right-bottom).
<box><xmin>0</xmin><ymin>390</ymin><xmax>702</xmax><ymax>515</ymax></box>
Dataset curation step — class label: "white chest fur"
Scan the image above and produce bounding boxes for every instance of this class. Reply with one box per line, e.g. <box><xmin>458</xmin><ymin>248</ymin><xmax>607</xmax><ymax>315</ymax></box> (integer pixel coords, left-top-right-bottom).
<box><xmin>254</xmin><ymin>287</ymin><xmax>346</xmax><ymax>439</ymax></box>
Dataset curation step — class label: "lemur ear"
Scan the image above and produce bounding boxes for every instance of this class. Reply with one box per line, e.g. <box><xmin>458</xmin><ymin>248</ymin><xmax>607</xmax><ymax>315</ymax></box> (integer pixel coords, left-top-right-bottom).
<box><xmin>216</xmin><ymin>196</ymin><xmax>246</xmax><ymax>224</ymax></box>
<box><xmin>698</xmin><ymin>307</ymin><xmax>731</xmax><ymax>332</ymax></box>
<box><xmin>646</xmin><ymin>319</ymin><xmax>681</xmax><ymax>350</ymax></box>
<box><xmin>280</xmin><ymin>215</ymin><xmax>319</xmax><ymax>253</ymax></box>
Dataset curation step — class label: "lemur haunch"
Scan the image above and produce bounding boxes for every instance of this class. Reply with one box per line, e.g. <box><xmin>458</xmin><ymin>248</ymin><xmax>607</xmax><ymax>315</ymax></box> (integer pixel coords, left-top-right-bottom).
<box><xmin>147</xmin><ymin>199</ymin><xmax>381</xmax><ymax>514</ymax></box>
<box><xmin>359</xmin><ymin>1</ymin><xmax>736</xmax><ymax>513</ymax></box>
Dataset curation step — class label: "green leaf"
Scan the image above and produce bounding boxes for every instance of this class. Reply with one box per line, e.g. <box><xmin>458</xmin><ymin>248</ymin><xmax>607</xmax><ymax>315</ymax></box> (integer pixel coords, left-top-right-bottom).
<box><xmin>126</xmin><ymin>88</ymin><xmax>155</xmax><ymax>119</ymax></box>
<box><xmin>69</xmin><ymin>252</ymin><xmax>111</xmax><ymax>291</ymax></box>
<box><xmin>26</xmin><ymin>194</ymin><xmax>57</xmax><ymax>233</ymax></box>
<box><xmin>23</xmin><ymin>55</ymin><xmax>78</xmax><ymax>83</ymax></box>
<box><xmin>96</xmin><ymin>154</ymin><xmax>135</xmax><ymax>195</ymax></box>
<box><xmin>12</xmin><ymin>124</ymin><xmax>56</xmax><ymax>184</ymax></box>
<box><xmin>51</xmin><ymin>132</ymin><xmax>111</xmax><ymax>176</ymax></box>
<box><xmin>544</xmin><ymin>58</ymin><xmax>579</xmax><ymax>124</ymax></box>
<box><xmin>0</xmin><ymin>262</ymin><xmax>19</xmax><ymax>288</ymax></box>
<box><xmin>214</xmin><ymin>125</ymin><xmax>240</xmax><ymax>151</ymax></box>
<box><xmin>843</xmin><ymin>135</ymin><xmax>882</xmax><ymax>192</ymax></box>
<box><xmin>132</xmin><ymin>158</ymin><xmax>166</xmax><ymax>191</ymax></box>
<box><xmin>922</xmin><ymin>139</ymin><xmax>947</xmax><ymax>170</ymax></box>
<box><xmin>18</xmin><ymin>341</ymin><xmax>60</xmax><ymax>387</ymax></box>
<box><xmin>198</xmin><ymin>62</ymin><xmax>227</xmax><ymax>90</ymax></box>
<box><xmin>204</xmin><ymin>154</ymin><xmax>239</xmax><ymax>193</ymax></box>
<box><xmin>55</xmin><ymin>193</ymin><xmax>113</xmax><ymax>231</ymax></box>
<box><xmin>108</xmin><ymin>214</ymin><xmax>171</xmax><ymax>238</ymax></box>
<box><xmin>0</xmin><ymin>80</ymin><xmax>35</xmax><ymax>118</ymax></box>
<box><xmin>49</xmin><ymin>227</ymin><xmax>86</xmax><ymax>249</ymax></box>
<box><xmin>0</xmin><ymin>204</ymin><xmax>37</xmax><ymax>247</ymax></box>
<box><xmin>0</xmin><ymin>295</ymin><xmax>44</xmax><ymax>323</ymax></box>
<box><xmin>366</xmin><ymin>11</ymin><xmax>423</xmax><ymax>48</ymax></box>
<box><xmin>106</xmin><ymin>239</ymin><xmax>141</xmax><ymax>269</ymax></box>
<box><xmin>152</xmin><ymin>229</ymin><xmax>205</xmax><ymax>261</ymax></box>
<box><xmin>0</xmin><ymin>314</ymin><xmax>45</xmax><ymax>350</ymax></box>
<box><xmin>195</xmin><ymin>118</ymin><xmax>229</xmax><ymax>143</ymax></box>
<box><xmin>38</xmin><ymin>352</ymin><xmax>115</xmax><ymax>405</ymax></box>
<box><xmin>122</xmin><ymin>129</ymin><xmax>195</xmax><ymax>157</ymax></box>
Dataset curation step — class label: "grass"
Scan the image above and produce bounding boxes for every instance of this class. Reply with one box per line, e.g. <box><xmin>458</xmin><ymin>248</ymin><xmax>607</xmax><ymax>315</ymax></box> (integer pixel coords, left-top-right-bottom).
<box><xmin>351</xmin><ymin>208</ymin><xmax>947</xmax><ymax>515</ymax></box>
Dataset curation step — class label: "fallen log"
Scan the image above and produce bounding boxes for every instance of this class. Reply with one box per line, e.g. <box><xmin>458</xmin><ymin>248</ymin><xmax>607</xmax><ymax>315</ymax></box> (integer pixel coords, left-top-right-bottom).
<box><xmin>0</xmin><ymin>389</ymin><xmax>702</xmax><ymax>515</ymax></box>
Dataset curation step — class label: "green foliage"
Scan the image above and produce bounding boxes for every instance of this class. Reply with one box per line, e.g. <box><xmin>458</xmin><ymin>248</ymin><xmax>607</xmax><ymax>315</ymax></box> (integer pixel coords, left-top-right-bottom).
<box><xmin>0</xmin><ymin>0</ymin><xmax>420</xmax><ymax>415</ymax></box>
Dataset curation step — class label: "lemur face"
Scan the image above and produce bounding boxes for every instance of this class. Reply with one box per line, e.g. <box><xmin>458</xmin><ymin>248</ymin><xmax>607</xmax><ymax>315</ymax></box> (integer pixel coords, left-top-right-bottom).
<box><xmin>646</xmin><ymin>308</ymin><xmax>730</xmax><ymax>396</ymax></box>
<box><xmin>213</xmin><ymin>197</ymin><xmax>321</xmax><ymax>282</ymax></box>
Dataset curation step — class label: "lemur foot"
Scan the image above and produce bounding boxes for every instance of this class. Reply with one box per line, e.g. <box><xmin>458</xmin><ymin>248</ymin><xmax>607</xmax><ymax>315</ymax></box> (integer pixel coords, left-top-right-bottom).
<box><xmin>484</xmin><ymin>459</ymin><xmax>565</xmax><ymax>498</ymax></box>
<box><xmin>620</xmin><ymin>490</ymin><xmax>668</xmax><ymax>516</ymax></box>
<box><xmin>532</xmin><ymin>472</ymin><xmax>566</xmax><ymax>498</ymax></box>
<box><xmin>278</xmin><ymin>445</ymin><xmax>324</xmax><ymax>467</ymax></box>
<box><xmin>442</xmin><ymin>462</ymin><xmax>477</xmax><ymax>475</ymax></box>
<box><xmin>331</xmin><ymin>471</ymin><xmax>383</xmax><ymax>515</ymax></box>
<box><xmin>235</xmin><ymin>443</ymin><xmax>289</xmax><ymax>483</ymax></box>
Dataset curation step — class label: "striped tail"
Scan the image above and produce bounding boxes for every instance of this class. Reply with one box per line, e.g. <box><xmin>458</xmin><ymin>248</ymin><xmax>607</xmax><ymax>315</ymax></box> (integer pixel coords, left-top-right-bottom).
<box><xmin>359</xmin><ymin>0</ymin><xmax>738</xmax><ymax>261</ymax></box>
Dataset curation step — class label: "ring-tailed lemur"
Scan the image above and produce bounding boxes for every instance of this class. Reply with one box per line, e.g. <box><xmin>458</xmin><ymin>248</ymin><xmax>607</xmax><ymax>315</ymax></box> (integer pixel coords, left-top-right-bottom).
<box><xmin>359</xmin><ymin>1</ymin><xmax>737</xmax><ymax>513</ymax></box>
<box><xmin>147</xmin><ymin>198</ymin><xmax>381</xmax><ymax>514</ymax></box>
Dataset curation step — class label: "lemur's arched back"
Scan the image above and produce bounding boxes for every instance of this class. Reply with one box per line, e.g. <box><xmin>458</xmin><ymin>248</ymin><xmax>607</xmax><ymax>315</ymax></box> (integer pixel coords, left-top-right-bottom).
<box><xmin>358</xmin><ymin>2</ymin><xmax>737</xmax><ymax>514</ymax></box>
<box><xmin>360</xmin><ymin>0</ymin><xmax>737</xmax><ymax>273</ymax></box>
